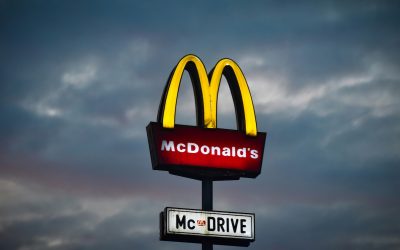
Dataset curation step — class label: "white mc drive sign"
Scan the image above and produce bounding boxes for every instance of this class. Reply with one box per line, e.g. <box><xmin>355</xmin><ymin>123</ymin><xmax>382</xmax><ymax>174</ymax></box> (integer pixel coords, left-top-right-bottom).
<box><xmin>164</xmin><ymin>207</ymin><xmax>255</xmax><ymax>241</ymax></box>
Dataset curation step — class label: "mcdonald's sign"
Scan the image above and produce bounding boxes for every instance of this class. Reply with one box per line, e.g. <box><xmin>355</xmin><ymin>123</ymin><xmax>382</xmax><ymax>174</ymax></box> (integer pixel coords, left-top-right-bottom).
<box><xmin>147</xmin><ymin>55</ymin><xmax>266</xmax><ymax>180</ymax></box>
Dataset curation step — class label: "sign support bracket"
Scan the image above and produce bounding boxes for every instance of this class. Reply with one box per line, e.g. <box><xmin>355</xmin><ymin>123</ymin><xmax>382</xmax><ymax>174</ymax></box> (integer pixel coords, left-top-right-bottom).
<box><xmin>202</xmin><ymin>179</ymin><xmax>213</xmax><ymax>250</ymax></box>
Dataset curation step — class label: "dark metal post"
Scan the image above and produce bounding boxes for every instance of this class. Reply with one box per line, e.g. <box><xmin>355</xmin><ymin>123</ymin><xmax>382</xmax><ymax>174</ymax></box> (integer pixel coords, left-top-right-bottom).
<box><xmin>202</xmin><ymin>180</ymin><xmax>213</xmax><ymax>250</ymax></box>
<box><xmin>202</xmin><ymin>180</ymin><xmax>213</xmax><ymax>210</ymax></box>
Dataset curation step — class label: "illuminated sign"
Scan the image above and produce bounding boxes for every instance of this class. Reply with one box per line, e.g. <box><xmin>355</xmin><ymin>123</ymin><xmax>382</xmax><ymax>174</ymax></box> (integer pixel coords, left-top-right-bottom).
<box><xmin>147</xmin><ymin>123</ymin><xmax>265</xmax><ymax>179</ymax></box>
<box><xmin>147</xmin><ymin>54</ymin><xmax>266</xmax><ymax>180</ymax></box>
<box><xmin>161</xmin><ymin>207</ymin><xmax>255</xmax><ymax>246</ymax></box>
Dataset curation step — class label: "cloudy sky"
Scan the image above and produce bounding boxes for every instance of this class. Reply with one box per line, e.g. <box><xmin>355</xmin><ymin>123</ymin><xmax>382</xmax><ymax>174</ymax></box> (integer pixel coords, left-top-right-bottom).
<box><xmin>1</xmin><ymin>1</ymin><xmax>400</xmax><ymax>249</ymax></box>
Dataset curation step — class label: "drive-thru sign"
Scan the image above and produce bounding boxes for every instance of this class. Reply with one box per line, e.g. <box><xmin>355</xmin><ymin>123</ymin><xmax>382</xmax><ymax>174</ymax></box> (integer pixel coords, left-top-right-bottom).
<box><xmin>147</xmin><ymin>55</ymin><xmax>267</xmax><ymax>248</ymax></box>
<box><xmin>161</xmin><ymin>208</ymin><xmax>255</xmax><ymax>243</ymax></box>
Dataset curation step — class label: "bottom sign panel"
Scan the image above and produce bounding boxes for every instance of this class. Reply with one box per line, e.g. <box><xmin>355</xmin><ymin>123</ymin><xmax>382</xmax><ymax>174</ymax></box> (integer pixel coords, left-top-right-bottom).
<box><xmin>160</xmin><ymin>207</ymin><xmax>255</xmax><ymax>246</ymax></box>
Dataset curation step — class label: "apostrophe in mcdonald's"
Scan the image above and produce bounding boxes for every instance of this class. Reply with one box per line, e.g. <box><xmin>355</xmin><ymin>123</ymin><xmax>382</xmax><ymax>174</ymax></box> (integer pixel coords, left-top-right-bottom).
<box><xmin>147</xmin><ymin>55</ymin><xmax>267</xmax><ymax>180</ymax></box>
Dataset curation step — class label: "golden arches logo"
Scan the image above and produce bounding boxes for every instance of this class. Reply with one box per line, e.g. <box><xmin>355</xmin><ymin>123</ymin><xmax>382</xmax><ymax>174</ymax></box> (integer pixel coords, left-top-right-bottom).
<box><xmin>157</xmin><ymin>54</ymin><xmax>258</xmax><ymax>136</ymax></box>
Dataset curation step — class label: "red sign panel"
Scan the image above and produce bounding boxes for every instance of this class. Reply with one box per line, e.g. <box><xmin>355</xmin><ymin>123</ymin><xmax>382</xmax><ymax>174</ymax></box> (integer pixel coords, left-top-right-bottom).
<box><xmin>147</xmin><ymin>122</ymin><xmax>266</xmax><ymax>180</ymax></box>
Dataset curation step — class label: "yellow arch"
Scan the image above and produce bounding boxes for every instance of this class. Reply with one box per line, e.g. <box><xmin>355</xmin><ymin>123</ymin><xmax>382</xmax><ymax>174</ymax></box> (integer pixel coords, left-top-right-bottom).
<box><xmin>161</xmin><ymin>54</ymin><xmax>211</xmax><ymax>129</ymax></box>
<box><xmin>209</xmin><ymin>59</ymin><xmax>257</xmax><ymax>136</ymax></box>
<box><xmin>159</xmin><ymin>55</ymin><xmax>258</xmax><ymax>136</ymax></box>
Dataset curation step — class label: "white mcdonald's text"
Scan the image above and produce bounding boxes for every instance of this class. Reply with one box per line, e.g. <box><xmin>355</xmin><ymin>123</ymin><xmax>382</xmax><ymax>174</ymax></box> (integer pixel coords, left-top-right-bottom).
<box><xmin>161</xmin><ymin>140</ymin><xmax>259</xmax><ymax>159</ymax></box>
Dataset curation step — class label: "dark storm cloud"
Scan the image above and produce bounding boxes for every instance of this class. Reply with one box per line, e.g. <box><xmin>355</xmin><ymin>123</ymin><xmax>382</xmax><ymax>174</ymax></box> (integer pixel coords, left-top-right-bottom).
<box><xmin>0</xmin><ymin>179</ymin><xmax>200</xmax><ymax>250</ymax></box>
<box><xmin>1</xmin><ymin>0</ymin><xmax>400</xmax><ymax>250</ymax></box>
<box><xmin>251</xmin><ymin>203</ymin><xmax>400</xmax><ymax>250</ymax></box>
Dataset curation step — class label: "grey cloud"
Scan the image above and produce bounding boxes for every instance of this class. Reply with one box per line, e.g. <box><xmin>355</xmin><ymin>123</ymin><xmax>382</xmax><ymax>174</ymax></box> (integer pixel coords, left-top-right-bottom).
<box><xmin>0</xmin><ymin>179</ymin><xmax>193</xmax><ymax>250</ymax></box>
<box><xmin>249</xmin><ymin>203</ymin><xmax>400</xmax><ymax>250</ymax></box>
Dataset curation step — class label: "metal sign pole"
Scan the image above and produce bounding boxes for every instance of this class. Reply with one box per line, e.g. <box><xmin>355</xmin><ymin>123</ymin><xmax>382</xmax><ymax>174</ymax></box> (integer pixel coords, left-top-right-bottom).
<box><xmin>202</xmin><ymin>180</ymin><xmax>213</xmax><ymax>250</ymax></box>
